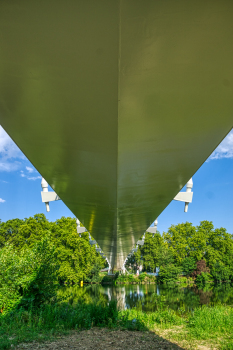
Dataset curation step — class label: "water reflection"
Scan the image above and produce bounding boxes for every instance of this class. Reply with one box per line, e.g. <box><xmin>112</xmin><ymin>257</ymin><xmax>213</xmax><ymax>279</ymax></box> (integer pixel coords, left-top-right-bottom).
<box><xmin>59</xmin><ymin>284</ymin><xmax>233</xmax><ymax>313</ymax></box>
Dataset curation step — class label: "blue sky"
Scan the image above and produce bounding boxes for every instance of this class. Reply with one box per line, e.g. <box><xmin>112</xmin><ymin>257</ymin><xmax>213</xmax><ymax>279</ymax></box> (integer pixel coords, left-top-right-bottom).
<box><xmin>0</xmin><ymin>126</ymin><xmax>232</xmax><ymax>234</ymax></box>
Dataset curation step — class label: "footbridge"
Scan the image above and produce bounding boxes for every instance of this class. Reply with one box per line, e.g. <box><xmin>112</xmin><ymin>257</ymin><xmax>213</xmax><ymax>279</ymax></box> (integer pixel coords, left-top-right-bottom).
<box><xmin>0</xmin><ymin>0</ymin><xmax>232</xmax><ymax>270</ymax></box>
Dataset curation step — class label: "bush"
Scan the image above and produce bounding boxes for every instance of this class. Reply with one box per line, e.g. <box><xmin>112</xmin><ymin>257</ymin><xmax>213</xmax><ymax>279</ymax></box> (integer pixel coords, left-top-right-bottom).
<box><xmin>85</xmin><ymin>263</ymin><xmax>102</xmax><ymax>283</ymax></box>
<box><xmin>128</xmin><ymin>274</ymin><xmax>135</xmax><ymax>282</ymax></box>
<box><xmin>196</xmin><ymin>272</ymin><xmax>213</xmax><ymax>287</ymax></box>
<box><xmin>158</xmin><ymin>264</ymin><xmax>182</xmax><ymax>283</ymax></box>
<box><xmin>182</xmin><ymin>257</ymin><xmax>196</xmax><ymax>276</ymax></box>
<box><xmin>138</xmin><ymin>272</ymin><xmax>147</xmax><ymax>281</ymax></box>
<box><xmin>101</xmin><ymin>275</ymin><xmax>114</xmax><ymax>283</ymax></box>
<box><xmin>192</xmin><ymin>260</ymin><xmax>210</xmax><ymax>278</ymax></box>
<box><xmin>0</xmin><ymin>237</ymin><xmax>59</xmax><ymax>313</ymax></box>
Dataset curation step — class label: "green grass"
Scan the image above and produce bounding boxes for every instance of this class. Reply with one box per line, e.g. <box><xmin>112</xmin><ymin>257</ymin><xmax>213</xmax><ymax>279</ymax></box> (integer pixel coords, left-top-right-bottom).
<box><xmin>1</xmin><ymin>303</ymin><xmax>233</xmax><ymax>349</ymax></box>
<box><xmin>188</xmin><ymin>305</ymin><xmax>233</xmax><ymax>339</ymax></box>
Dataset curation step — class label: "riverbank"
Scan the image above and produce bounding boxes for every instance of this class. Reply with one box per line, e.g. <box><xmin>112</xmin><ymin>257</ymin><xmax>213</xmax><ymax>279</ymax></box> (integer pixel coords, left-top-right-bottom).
<box><xmin>1</xmin><ymin>302</ymin><xmax>232</xmax><ymax>349</ymax></box>
<box><xmin>101</xmin><ymin>272</ymin><xmax>196</xmax><ymax>286</ymax></box>
<box><xmin>101</xmin><ymin>271</ymin><xmax>163</xmax><ymax>285</ymax></box>
<box><xmin>113</xmin><ymin>272</ymin><xmax>157</xmax><ymax>285</ymax></box>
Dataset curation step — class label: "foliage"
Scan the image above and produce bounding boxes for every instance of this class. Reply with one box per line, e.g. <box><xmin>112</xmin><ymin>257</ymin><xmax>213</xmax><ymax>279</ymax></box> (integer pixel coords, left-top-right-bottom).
<box><xmin>192</xmin><ymin>260</ymin><xmax>210</xmax><ymax>278</ymax></box>
<box><xmin>1</xmin><ymin>216</ymin><xmax>233</xmax><ymax>288</ymax></box>
<box><xmin>125</xmin><ymin>248</ymin><xmax>142</xmax><ymax>273</ymax></box>
<box><xmin>116</xmin><ymin>272</ymin><xmax>156</xmax><ymax>284</ymax></box>
<box><xmin>177</xmin><ymin>276</ymin><xmax>194</xmax><ymax>287</ymax></box>
<box><xmin>188</xmin><ymin>305</ymin><xmax>233</xmax><ymax>339</ymax></box>
<box><xmin>0</xmin><ymin>237</ymin><xmax>59</xmax><ymax>313</ymax></box>
<box><xmin>116</xmin><ymin>273</ymin><xmax>139</xmax><ymax>284</ymax></box>
<box><xmin>85</xmin><ymin>263</ymin><xmax>103</xmax><ymax>283</ymax></box>
<box><xmin>158</xmin><ymin>264</ymin><xmax>182</xmax><ymax>284</ymax></box>
<box><xmin>1</xmin><ymin>301</ymin><xmax>233</xmax><ymax>349</ymax></box>
<box><xmin>101</xmin><ymin>275</ymin><xmax>114</xmax><ymax>284</ymax></box>
<box><xmin>196</xmin><ymin>272</ymin><xmax>214</xmax><ymax>287</ymax></box>
<box><xmin>140</xmin><ymin>232</ymin><xmax>164</xmax><ymax>272</ymax></box>
<box><xmin>211</xmin><ymin>262</ymin><xmax>232</xmax><ymax>283</ymax></box>
<box><xmin>0</xmin><ymin>214</ymin><xmax>105</xmax><ymax>285</ymax></box>
<box><xmin>138</xmin><ymin>272</ymin><xmax>147</xmax><ymax>281</ymax></box>
<box><xmin>182</xmin><ymin>257</ymin><xmax>196</xmax><ymax>276</ymax></box>
<box><xmin>125</xmin><ymin>220</ymin><xmax>233</xmax><ymax>284</ymax></box>
<box><xmin>164</xmin><ymin>221</ymin><xmax>233</xmax><ymax>279</ymax></box>
<box><xmin>0</xmin><ymin>300</ymin><xmax>119</xmax><ymax>349</ymax></box>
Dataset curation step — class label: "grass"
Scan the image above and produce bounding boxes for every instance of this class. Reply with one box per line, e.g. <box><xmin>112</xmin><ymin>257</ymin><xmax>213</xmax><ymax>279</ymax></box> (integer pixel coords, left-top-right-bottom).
<box><xmin>0</xmin><ymin>302</ymin><xmax>233</xmax><ymax>349</ymax></box>
<box><xmin>188</xmin><ymin>305</ymin><xmax>233</xmax><ymax>339</ymax></box>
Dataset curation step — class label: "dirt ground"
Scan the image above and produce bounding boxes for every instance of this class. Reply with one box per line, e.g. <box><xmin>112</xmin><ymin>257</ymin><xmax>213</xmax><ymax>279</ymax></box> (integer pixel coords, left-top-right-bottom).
<box><xmin>15</xmin><ymin>328</ymin><xmax>185</xmax><ymax>350</ymax></box>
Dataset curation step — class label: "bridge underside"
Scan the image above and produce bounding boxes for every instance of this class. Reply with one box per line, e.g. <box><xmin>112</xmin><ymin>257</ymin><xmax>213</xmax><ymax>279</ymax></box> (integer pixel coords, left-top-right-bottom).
<box><xmin>0</xmin><ymin>0</ymin><xmax>232</xmax><ymax>269</ymax></box>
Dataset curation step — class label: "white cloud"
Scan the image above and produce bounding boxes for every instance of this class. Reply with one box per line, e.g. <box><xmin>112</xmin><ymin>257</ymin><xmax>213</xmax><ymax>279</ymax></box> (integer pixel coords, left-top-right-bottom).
<box><xmin>209</xmin><ymin>129</ymin><xmax>233</xmax><ymax>160</ymax></box>
<box><xmin>0</xmin><ymin>125</ymin><xmax>25</xmax><ymax>171</ymax></box>
<box><xmin>0</xmin><ymin>126</ymin><xmax>24</xmax><ymax>159</ymax></box>
<box><xmin>21</xmin><ymin>169</ymin><xmax>41</xmax><ymax>181</ymax></box>
<box><xmin>27</xmin><ymin>176</ymin><xmax>41</xmax><ymax>181</ymax></box>
<box><xmin>26</xmin><ymin>166</ymin><xmax>34</xmax><ymax>173</ymax></box>
<box><xmin>0</xmin><ymin>127</ymin><xmax>41</xmax><ymax>179</ymax></box>
<box><xmin>0</xmin><ymin>198</ymin><xmax>6</xmax><ymax>203</ymax></box>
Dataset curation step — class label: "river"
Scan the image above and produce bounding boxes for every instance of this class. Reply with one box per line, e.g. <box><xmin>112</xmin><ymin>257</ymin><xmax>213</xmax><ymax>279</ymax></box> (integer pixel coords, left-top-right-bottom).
<box><xmin>58</xmin><ymin>283</ymin><xmax>233</xmax><ymax>313</ymax></box>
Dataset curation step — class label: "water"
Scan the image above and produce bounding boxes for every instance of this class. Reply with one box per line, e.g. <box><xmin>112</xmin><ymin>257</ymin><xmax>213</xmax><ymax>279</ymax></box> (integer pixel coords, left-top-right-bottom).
<box><xmin>59</xmin><ymin>283</ymin><xmax>233</xmax><ymax>313</ymax></box>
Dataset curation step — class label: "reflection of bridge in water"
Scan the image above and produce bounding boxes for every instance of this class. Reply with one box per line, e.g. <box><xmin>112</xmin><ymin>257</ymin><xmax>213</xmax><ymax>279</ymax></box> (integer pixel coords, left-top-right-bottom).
<box><xmin>102</xmin><ymin>284</ymin><xmax>160</xmax><ymax>311</ymax></box>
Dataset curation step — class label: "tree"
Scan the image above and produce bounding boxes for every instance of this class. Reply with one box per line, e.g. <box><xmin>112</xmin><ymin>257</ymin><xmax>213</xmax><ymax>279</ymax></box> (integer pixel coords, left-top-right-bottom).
<box><xmin>163</xmin><ymin>220</ymin><xmax>233</xmax><ymax>275</ymax></box>
<box><xmin>211</xmin><ymin>262</ymin><xmax>231</xmax><ymax>283</ymax></box>
<box><xmin>0</xmin><ymin>214</ymin><xmax>106</xmax><ymax>285</ymax></box>
<box><xmin>163</xmin><ymin>222</ymin><xmax>196</xmax><ymax>264</ymax></box>
<box><xmin>158</xmin><ymin>265</ymin><xmax>182</xmax><ymax>284</ymax></box>
<box><xmin>140</xmin><ymin>232</ymin><xmax>164</xmax><ymax>272</ymax></box>
<box><xmin>182</xmin><ymin>257</ymin><xmax>196</xmax><ymax>276</ymax></box>
<box><xmin>192</xmin><ymin>260</ymin><xmax>210</xmax><ymax>278</ymax></box>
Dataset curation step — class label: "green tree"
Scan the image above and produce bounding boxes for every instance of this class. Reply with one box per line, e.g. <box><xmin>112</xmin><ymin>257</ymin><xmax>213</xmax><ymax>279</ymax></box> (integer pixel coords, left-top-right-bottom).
<box><xmin>158</xmin><ymin>265</ymin><xmax>182</xmax><ymax>284</ymax></box>
<box><xmin>0</xmin><ymin>214</ymin><xmax>105</xmax><ymax>285</ymax></box>
<box><xmin>211</xmin><ymin>262</ymin><xmax>231</xmax><ymax>283</ymax></box>
<box><xmin>163</xmin><ymin>222</ymin><xmax>196</xmax><ymax>264</ymax></box>
<box><xmin>140</xmin><ymin>232</ymin><xmax>164</xmax><ymax>272</ymax></box>
<box><xmin>182</xmin><ymin>257</ymin><xmax>196</xmax><ymax>276</ymax></box>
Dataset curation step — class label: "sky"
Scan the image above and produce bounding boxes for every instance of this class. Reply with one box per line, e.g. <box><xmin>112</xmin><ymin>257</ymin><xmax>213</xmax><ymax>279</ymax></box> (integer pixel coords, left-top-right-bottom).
<box><xmin>0</xmin><ymin>125</ymin><xmax>233</xmax><ymax>235</ymax></box>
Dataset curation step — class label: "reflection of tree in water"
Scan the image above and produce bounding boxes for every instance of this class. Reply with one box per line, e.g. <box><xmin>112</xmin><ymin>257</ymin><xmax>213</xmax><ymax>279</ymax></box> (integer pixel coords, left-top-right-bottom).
<box><xmin>193</xmin><ymin>286</ymin><xmax>213</xmax><ymax>305</ymax></box>
<box><xmin>58</xmin><ymin>284</ymin><xmax>108</xmax><ymax>306</ymax></box>
<box><xmin>159</xmin><ymin>285</ymin><xmax>200</xmax><ymax>312</ymax></box>
<box><xmin>196</xmin><ymin>283</ymin><xmax>233</xmax><ymax>305</ymax></box>
<box><xmin>59</xmin><ymin>284</ymin><xmax>233</xmax><ymax>312</ymax></box>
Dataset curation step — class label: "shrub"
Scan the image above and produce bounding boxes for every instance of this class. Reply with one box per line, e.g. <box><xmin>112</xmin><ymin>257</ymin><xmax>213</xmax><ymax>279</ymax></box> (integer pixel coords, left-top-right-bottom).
<box><xmin>182</xmin><ymin>257</ymin><xmax>196</xmax><ymax>276</ymax></box>
<box><xmin>128</xmin><ymin>274</ymin><xmax>135</xmax><ymax>281</ymax></box>
<box><xmin>0</xmin><ymin>237</ymin><xmax>59</xmax><ymax>313</ymax></box>
<box><xmin>196</xmin><ymin>272</ymin><xmax>213</xmax><ymax>287</ymax></box>
<box><xmin>101</xmin><ymin>275</ymin><xmax>113</xmax><ymax>283</ymax></box>
<box><xmin>158</xmin><ymin>264</ymin><xmax>182</xmax><ymax>283</ymax></box>
<box><xmin>192</xmin><ymin>260</ymin><xmax>210</xmax><ymax>278</ymax></box>
<box><xmin>138</xmin><ymin>272</ymin><xmax>147</xmax><ymax>281</ymax></box>
<box><xmin>85</xmin><ymin>263</ymin><xmax>102</xmax><ymax>283</ymax></box>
